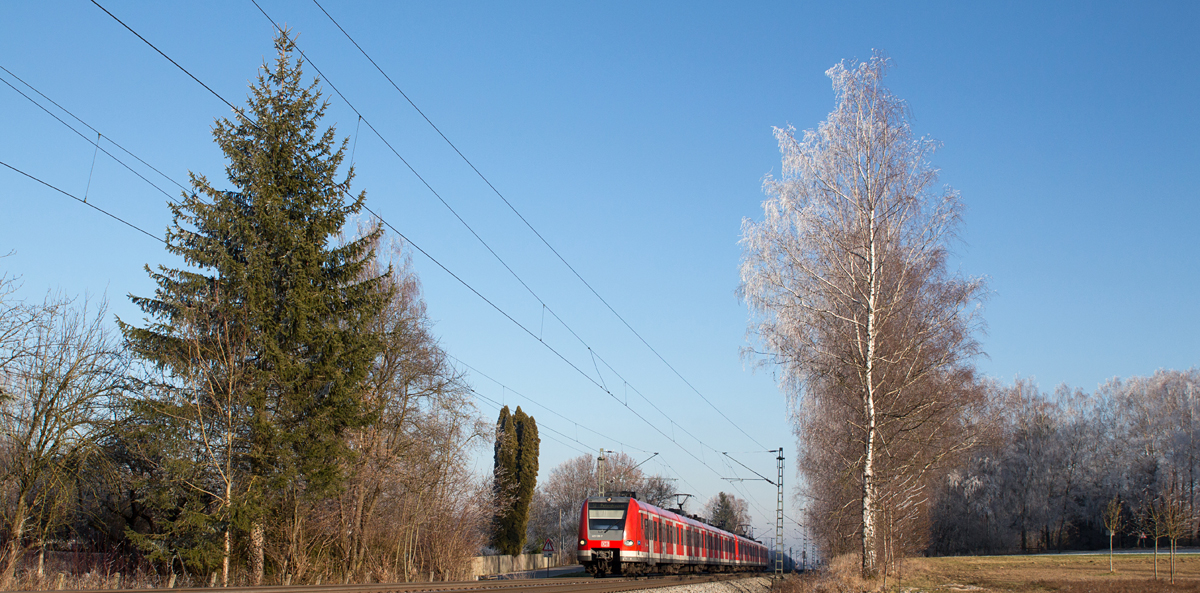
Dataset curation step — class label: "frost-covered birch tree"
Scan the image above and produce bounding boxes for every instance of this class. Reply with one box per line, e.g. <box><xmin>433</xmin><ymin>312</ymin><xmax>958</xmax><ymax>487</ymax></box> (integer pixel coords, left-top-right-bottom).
<box><xmin>740</xmin><ymin>52</ymin><xmax>985</xmax><ymax>578</ymax></box>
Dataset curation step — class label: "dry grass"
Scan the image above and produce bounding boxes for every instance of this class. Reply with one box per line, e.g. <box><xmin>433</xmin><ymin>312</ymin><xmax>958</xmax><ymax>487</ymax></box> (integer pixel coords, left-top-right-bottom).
<box><xmin>900</xmin><ymin>553</ymin><xmax>1200</xmax><ymax>592</ymax></box>
<box><xmin>772</xmin><ymin>552</ymin><xmax>1200</xmax><ymax>593</ymax></box>
<box><xmin>6</xmin><ymin>567</ymin><xmax>192</xmax><ymax>592</ymax></box>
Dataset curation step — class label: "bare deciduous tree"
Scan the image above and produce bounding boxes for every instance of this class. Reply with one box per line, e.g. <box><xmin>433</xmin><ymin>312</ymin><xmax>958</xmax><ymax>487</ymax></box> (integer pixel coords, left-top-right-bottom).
<box><xmin>0</xmin><ymin>273</ymin><xmax>32</xmax><ymax>379</ymax></box>
<box><xmin>1102</xmin><ymin>495</ymin><xmax>1124</xmax><ymax>573</ymax></box>
<box><xmin>320</xmin><ymin>231</ymin><xmax>487</xmax><ymax>583</ymax></box>
<box><xmin>740</xmin><ymin>52</ymin><xmax>985</xmax><ymax>577</ymax></box>
<box><xmin>528</xmin><ymin>452</ymin><xmax>671</xmax><ymax>563</ymax></box>
<box><xmin>1156</xmin><ymin>478</ymin><xmax>1190</xmax><ymax>584</ymax></box>
<box><xmin>0</xmin><ymin>295</ymin><xmax>123</xmax><ymax>588</ymax></box>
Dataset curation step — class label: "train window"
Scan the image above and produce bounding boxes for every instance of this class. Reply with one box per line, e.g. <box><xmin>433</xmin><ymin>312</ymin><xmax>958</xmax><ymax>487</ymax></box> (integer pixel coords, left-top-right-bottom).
<box><xmin>587</xmin><ymin>502</ymin><xmax>627</xmax><ymax>540</ymax></box>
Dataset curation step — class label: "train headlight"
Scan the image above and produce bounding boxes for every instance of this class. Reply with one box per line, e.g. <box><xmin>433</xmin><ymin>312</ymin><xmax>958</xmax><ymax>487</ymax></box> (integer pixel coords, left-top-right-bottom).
<box><xmin>579</xmin><ymin>539</ymin><xmax>586</xmax><ymax>546</ymax></box>
<box><xmin>625</xmin><ymin>540</ymin><xmax>634</xmax><ymax>547</ymax></box>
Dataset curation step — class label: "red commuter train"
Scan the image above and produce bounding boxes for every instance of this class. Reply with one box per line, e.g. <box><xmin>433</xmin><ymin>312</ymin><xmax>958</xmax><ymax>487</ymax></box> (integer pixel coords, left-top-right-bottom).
<box><xmin>577</xmin><ymin>493</ymin><xmax>769</xmax><ymax>577</ymax></box>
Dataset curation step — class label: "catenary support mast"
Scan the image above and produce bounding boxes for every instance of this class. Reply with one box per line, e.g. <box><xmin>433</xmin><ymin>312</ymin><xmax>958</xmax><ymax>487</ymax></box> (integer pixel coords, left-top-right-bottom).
<box><xmin>777</xmin><ymin>447</ymin><xmax>784</xmax><ymax>576</ymax></box>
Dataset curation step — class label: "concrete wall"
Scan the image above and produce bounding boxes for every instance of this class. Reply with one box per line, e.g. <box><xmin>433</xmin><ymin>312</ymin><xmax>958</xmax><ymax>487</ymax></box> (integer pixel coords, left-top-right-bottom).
<box><xmin>469</xmin><ymin>553</ymin><xmax>554</xmax><ymax>577</ymax></box>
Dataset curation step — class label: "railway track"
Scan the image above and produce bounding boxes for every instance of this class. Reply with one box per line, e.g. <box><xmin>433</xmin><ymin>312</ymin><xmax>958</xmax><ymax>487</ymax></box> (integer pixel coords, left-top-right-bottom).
<box><xmin>30</xmin><ymin>573</ymin><xmax>761</xmax><ymax>593</ymax></box>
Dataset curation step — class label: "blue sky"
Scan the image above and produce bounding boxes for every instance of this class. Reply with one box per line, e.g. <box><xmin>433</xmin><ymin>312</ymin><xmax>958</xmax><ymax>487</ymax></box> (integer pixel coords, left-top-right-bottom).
<box><xmin>2</xmin><ymin>1</ymin><xmax>1197</xmax><ymax>550</ymax></box>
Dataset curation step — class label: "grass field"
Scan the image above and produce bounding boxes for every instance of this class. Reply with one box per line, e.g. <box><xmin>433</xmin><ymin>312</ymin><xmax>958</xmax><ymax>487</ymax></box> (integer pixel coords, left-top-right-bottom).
<box><xmin>781</xmin><ymin>551</ymin><xmax>1200</xmax><ymax>592</ymax></box>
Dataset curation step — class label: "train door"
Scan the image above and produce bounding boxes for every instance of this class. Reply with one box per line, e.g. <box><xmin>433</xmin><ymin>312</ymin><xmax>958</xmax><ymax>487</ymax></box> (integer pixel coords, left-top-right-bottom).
<box><xmin>663</xmin><ymin>521</ymin><xmax>669</xmax><ymax>556</ymax></box>
<box><xmin>653</xmin><ymin>519</ymin><xmax>660</xmax><ymax>555</ymax></box>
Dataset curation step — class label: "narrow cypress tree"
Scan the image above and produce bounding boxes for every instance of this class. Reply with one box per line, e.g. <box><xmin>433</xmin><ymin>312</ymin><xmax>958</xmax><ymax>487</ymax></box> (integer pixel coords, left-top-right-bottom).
<box><xmin>119</xmin><ymin>31</ymin><xmax>387</xmax><ymax>584</ymax></box>
<box><xmin>492</xmin><ymin>406</ymin><xmax>518</xmax><ymax>554</ymax></box>
<box><xmin>492</xmin><ymin>406</ymin><xmax>539</xmax><ymax>555</ymax></box>
<box><xmin>513</xmin><ymin>407</ymin><xmax>539</xmax><ymax>551</ymax></box>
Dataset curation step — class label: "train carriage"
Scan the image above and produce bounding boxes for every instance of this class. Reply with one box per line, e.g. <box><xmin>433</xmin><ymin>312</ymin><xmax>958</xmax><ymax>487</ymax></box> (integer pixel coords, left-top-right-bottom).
<box><xmin>577</xmin><ymin>494</ymin><xmax>768</xmax><ymax>577</ymax></box>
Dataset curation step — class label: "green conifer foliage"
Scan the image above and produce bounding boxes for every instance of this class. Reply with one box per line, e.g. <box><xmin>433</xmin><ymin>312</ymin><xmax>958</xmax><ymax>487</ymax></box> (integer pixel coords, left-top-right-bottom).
<box><xmin>711</xmin><ymin>492</ymin><xmax>737</xmax><ymax>532</ymax></box>
<box><xmin>491</xmin><ymin>406</ymin><xmax>539</xmax><ymax>555</ymax></box>
<box><xmin>513</xmin><ymin>407</ymin><xmax>539</xmax><ymax>551</ymax></box>
<box><xmin>119</xmin><ymin>31</ymin><xmax>387</xmax><ymax>576</ymax></box>
<box><xmin>492</xmin><ymin>406</ymin><xmax>518</xmax><ymax>554</ymax></box>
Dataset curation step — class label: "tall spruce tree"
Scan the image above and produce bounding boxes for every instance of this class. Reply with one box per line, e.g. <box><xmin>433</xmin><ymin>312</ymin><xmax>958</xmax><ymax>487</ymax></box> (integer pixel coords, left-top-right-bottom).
<box><xmin>492</xmin><ymin>406</ymin><xmax>539</xmax><ymax>555</ymax></box>
<box><xmin>119</xmin><ymin>31</ymin><xmax>387</xmax><ymax>585</ymax></box>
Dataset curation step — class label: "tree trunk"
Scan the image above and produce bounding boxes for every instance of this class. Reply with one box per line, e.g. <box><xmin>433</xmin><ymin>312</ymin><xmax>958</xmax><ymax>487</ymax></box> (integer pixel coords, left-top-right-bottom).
<box><xmin>1108</xmin><ymin>532</ymin><xmax>1113</xmax><ymax>573</ymax></box>
<box><xmin>0</xmin><ymin>500</ymin><xmax>29</xmax><ymax>589</ymax></box>
<box><xmin>222</xmin><ymin>478</ymin><xmax>232</xmax><ymax>587</ymax></box>
<box><xmin>1153</xmin><ymin>537</ymin><xmax>1158</xmax><ymax>580</ymax></box>
<box><xmin>1171</xmin><ymin>538</ymin><xmax>1176</xmax><ymax>584</ymax></box>
<box><xmin>250</xmin><ymin>521</ymin><xmax>265</xmax><ymax>586</ymax></box>
<box><xmin>860</xmin><ymin>223</ymin><xmax>880</xmax><ymax>579</ymax></box>
<box><xmin>223</xmin><ymin>528</ymin><xmax>231</xmax><ymax>587</ymax></box>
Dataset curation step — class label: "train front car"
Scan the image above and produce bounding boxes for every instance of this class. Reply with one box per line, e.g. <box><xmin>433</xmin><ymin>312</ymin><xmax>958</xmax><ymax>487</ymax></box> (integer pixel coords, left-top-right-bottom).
<box><xmin>577</xmin><ymin>495</ymin><xmax>639</xmax><ymax>577</ymax></box>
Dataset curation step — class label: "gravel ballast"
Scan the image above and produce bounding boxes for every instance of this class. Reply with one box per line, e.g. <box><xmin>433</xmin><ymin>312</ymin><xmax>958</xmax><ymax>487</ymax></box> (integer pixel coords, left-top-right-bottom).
<box><xmin>620</xmin><ymin>576</ymin><xmax>773</xmax><ymax>593</ymax></box>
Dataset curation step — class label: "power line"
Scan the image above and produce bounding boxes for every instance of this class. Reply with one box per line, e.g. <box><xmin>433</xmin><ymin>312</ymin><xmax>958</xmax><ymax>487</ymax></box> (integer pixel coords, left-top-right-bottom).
<box><xmin>722</xmin><ymin>451</ymin><xmax>779</xmax><ymax>485</ymax></box>
<box><xmin>90</xmin><ymin>0</ymin><xmax>264</xmax><ymax>134</ymax></box>
<box><xmin>471</xmin><ymin>389</ymin><xmax>591</xmax><ymax>456</ymax></box>
<box><xmin>364</xmin><ymin>203</ymin><xmax>729</xmax><ymax>481</ymax></box>
<box><xmin>0</xmin><ymin>159</ymin><xmax>162</xmax><ymax>243</ymax></box>
<box><xmin>87</xmin><ymin>2</ymin><xmax>769</xmax><ymax>511</ymax></box>
<box><xmin>310</xmin><ymin>0</ymin><xmax>767</xmax><ymax>451</ymax></box>
<box><xmin>0</xmin><ymin>67</ymin><xmax>184</xmax><ymax>205</ymax></box>
<box><xmin>242</xmin><ymin>6</ymin><xmax>743</xmax><ymax>484</ymax></box>
<box><xmin>468</xmin><ymin>378</ymin><xmax>696</xmax><ymax>492</ymax></box>
<box><xmin>249</xmin><ymin>2</ymin><xmax>686</xmax><ymax>438</ymax></box>
<box><xmin>0</xmin><ymin>64</ymin><xmax>191</xmax><ymax>199</ymax></box>
<box><xmin>450</xmin><ymin>355</ymin><xmax>651</xmax><ymax>455</ymax></box>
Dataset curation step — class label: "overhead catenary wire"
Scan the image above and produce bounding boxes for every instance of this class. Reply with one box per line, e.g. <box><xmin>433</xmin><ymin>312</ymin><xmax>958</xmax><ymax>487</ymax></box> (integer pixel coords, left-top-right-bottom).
<box><xmin>241</xmin><ymin>4</ymin><xmax>744</xmax><ymax>484</ymax></box>
<box><xmin>0</xmin><ymin>130</ymin><xmax>652</xmax><ymax>505</ymax></box>
<box><xmin>464</xmin><ymin>375</ymin><xmax>698</xmax><ymax>491</ymax></box>
<box><xmin>84</xmin><ymin>2</ymin><xmax>784</xmax><ymax>520</ymax></box>
<box><xmin>248</xmin><ymin>2</ymin><xmax>667</xmax><ymax>431</ymax></box>
<box><xmin>0</xmin><ymin>159</ymin><xmax>163</xmax><ymax>243</ymax></box>
<box><xmin>0</xmin><ymin>64</ymin><xmax>190</xmax><ymax>199</ymax></box>
<box><xmin>310</xmin><ymin>0</ymin><xmax>767</xmax><ymax>451</ymax></box>
<box><xmin>450</xmin><ymin>355</ymin><xmax>651</xmax><ymax>455</ymax></box>
<box><xmin>90</xmin><ymin>0</ymin><xmax>265</xmax><ymax>136</ymax></box>
<box><xmin>0</xmin><ymin>67</ymin><xmax>185</xmax><ymax>205</ymax></box>
<box><xmin>472</xmin><ymin>389</ymin><xmax>592</xmax><ymax>456</ymax></box>
<box><xmin>722</xmin><ymin>451</ymin><xmax>779</xmax><ymax>485</ymax></box>
<box><xmin>244</xmin><ymin>4</ymin><xmax>757</xmax><ymax>484</ymax></box>
<box><xmin>360</xmin><ymin>201</ymin><xmax>733</xmax><ymax>480</ymax></box>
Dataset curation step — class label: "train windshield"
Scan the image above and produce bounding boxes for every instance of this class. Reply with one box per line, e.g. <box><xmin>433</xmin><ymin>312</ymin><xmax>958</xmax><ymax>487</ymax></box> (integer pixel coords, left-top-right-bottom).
<box><xmin>587</xmin><ymin>502</ymin><xmax>627</xmax><ymax>540</ymax></box>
